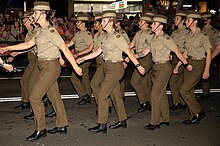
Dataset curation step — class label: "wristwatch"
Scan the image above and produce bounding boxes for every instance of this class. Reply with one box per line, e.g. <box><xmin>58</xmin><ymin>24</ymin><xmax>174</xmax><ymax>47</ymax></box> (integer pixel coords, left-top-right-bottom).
<box><xmin>183</xmin><ymin>62</ymin><xmax>189</xmax><ymax>68</ymax></box>
<box><xmin>135</xmin><ymin>63</ymin><xmax>141</xmax><ymax>68</ymax></box>
<box><xmin>0</xmin><ymin>63</ymin><xmax>4</xmax><ymax>68</ymax></box>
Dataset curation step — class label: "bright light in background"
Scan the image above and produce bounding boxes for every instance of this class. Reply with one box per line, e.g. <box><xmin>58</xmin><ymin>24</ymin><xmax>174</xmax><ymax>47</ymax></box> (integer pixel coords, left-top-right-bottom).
<box><xmin>210</xmin><ymin>10</ymin><xmax>217</xmax><ymax>14</ymax></box>
<box><xmin>183</xmin><ymin>4</ymin><xmax>192</xmax><ymax>8</ymax></box>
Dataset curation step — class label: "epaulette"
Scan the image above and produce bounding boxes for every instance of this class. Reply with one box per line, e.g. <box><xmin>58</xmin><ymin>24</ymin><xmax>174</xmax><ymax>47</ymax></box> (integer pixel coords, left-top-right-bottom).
<box><xmin>202</xmin><ymin>32</ymin><xmax>208</xmax><ymax>36</ymax></box>
<box><xmin>116</xmin><ymin>34</ymin><xmax>121</xmax><ymax>38</ymax></box>
<box><xmin>164</xmin><ymin>34</ymin><xmax>170</xmax><ymax>40</ymax></box>
<box><xmin>49</xmin><ymin>27</ymin><xmax>55</xmax><ymax>33</ymax></box>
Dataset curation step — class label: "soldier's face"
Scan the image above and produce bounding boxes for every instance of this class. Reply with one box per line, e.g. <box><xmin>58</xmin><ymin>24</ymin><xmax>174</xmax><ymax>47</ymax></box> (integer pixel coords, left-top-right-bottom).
<box><xmin>151</xmin><ymin>22</ymin><xmax>160</xmax><ymax>32</ymax></box>
<box><xmin>94</xmin><ymin>21</ymin><xmax>101</xmax><ymax>30</ymax></box>
<box><xmin>185</xmin><ymin>17</ymin><xmax>194</xmax><ymax>28</ymax></box>
<box><xmin>174</xmin><ymin>16</ymin><xmax>182</xmax><ymax>26</ymax></box>
<box><xmin>33</xmin><ymin>10</ymin><xmax>41</xmax><ymax>23</ymax></box>
<box><xmin>101</xmin><ymin>18</ymin><xmax>111</xmax><ymax>30</ymax></box>
<box><xmin>76</xmin><ymin>21</ymin><xmax>82</xmax><ymax>29</ymax></box>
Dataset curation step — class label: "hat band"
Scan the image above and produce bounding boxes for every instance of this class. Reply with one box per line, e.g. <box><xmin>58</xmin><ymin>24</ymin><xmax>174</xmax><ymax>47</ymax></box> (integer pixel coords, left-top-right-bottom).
<box><xmin>34</xmin><ymin>5</ymin><xmax>50</xmax><ymax>11</ymax></box>
<box><xmin>94</xmin><ymin>16</ymin><xmax>102</xmax><ymax>21</ymax></box>
<box><xmin>77</xmin><ymin>17</ymin><xmax>88</xmax><ymax>21</ymax></box>
<box><xmin>102</xmin><ymin>13</ymin><xmax>116</xmax><ymax>18</ymax></box>
<box><xmin>176</xmin><ymin>13</ymin><xmax>187</xmax><ymax>17</ymax></box>
<box><xmin>187</xmin><ymin>14</ymin><xmax>201</xmax><ymax>19</ymax></box>
<box><xmin>153</xmin><ymin>18</ymin><xmax>167</xmax><ymax>24</ymax></box>
<box><xmin>140</xmin><ymin>17</ymin><xmax>152</xmax><ymax>22</ymax></box>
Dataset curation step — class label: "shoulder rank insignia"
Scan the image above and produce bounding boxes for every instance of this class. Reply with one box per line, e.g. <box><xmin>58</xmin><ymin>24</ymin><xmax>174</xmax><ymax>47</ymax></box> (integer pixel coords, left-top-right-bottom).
<box><xmin>116</xmin><ymin>34</ymin><xmax>120</xmax><ymax>38</ymax></box>
<box><xmin>50</xmin><ymin>29</ymin><xmax>55</xmax><ymax>33</ymax></box>
<box><xmin>166</xmin><ymin>36</ymin><xmax>170</xmax><ymax>40</ymax></box>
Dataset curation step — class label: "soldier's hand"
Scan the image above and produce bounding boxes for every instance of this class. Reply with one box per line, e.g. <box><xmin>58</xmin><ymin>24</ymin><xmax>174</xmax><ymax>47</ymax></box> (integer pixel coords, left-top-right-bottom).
<box><xmin>122</xmin><ymin>61</ymin><xmax>128</xmax><ymax>69</ymax></box>
<box><xmin>7</xmin><ymin>57</ymin><xmax>14</xmax><ymax>63</ymax></box>
<box><xmin>173</xmin><ymin>67</ymin><xmax>179</xmax><ymax>74</ymax></box>
<box><xmin>186</xmin><ymin>64</ymin><xmax>193</xmax><ymax>72</ymax></box>
<box><xmin>3</xmin><ymin>64</ymin><xmax>13</xmax><ymax>72</ymax></box>
<box><xmin>0</xmin><ymin>47</ymin><xmax>8</xmax><ymax>54</ymax></box>
<box><xmin>75</xmin><ymin>66</ymin><xmax>83</xmax><ymax>76</ymax></box>
<box><xmin>137</xmin><ymin>66</ymin><xmax>145</xmax><ymax>75</ymax></box>
<box><xmin>76</xmin><ymin>57</ymin><xmax>84</xmax><ymax>64</ymax></box>
<box><xmin>10</xmin><ymin>52</ymin><xmax>19</xmax><ymax>57</ymax></box>
<box><xmin>202</xmin><ymin>70</ymin><xmax>210</xmax><ymax>79</ymax></box>
<box><xmin>59</xmin><ymin>57</ymin><xmax>65</xmax><ymax>66</ymax></box>
<box><xmin>73</xmin><ymin>53</ymin><xmax>79</xmax><ymax>59</ymax></box>
<box><xmin>124</xmin><ymin>57</ymin><xmax>130</xmax><ymax>63</ymax></box>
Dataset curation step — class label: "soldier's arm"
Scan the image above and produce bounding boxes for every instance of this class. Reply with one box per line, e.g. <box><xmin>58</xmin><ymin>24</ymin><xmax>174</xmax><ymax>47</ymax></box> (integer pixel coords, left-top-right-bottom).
<box><xmin>212</xmin><ymin>43</ymin><xmax>220</xmax><ymax>59</ymax></box>
<box><xmin>74</xmin><ymin>44</ymin><xmax>93</xmax><ymax>58</ymax></box>
<box><xmin>0</xmin><ymin>40</ymin><xmax>35</xmax><ymax>53</ymax></box>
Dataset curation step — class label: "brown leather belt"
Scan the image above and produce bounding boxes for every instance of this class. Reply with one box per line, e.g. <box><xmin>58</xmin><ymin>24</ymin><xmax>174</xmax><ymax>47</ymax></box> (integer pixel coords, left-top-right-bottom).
<box><xmin>38</xmin><ymin>58</ymin><xmax>58</xmax><ymax>61</ymax></box>
<box><xmin>188</xmin><ymin>56</ymin><xmax>205</xmax><ymax>61</ymax></box>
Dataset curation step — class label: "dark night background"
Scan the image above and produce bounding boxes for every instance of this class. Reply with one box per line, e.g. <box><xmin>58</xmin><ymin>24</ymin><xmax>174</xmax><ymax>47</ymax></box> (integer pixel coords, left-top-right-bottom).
<box><xmin>0</xmin><ymin>0</ymin><xmax>219</xmax><ymax>17</ymax></box>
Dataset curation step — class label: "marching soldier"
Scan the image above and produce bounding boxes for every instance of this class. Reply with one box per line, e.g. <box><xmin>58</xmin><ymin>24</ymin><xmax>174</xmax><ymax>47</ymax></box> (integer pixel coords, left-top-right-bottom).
<box><xmin>136</xmin><ymin>15</ymin><xmax>191</xmax><ymax>130</ymax></box>
<box><xmin>198</xmin><ymin>12</ymin><xmax>219</xmax><ymax>99</ymax></box>
<box><xmin>169</xmin><ymin>11</ymin><xmax>188</xmax><ymax>110</ymax></box>
<box><xmin>67</xmin><ymin>13</ymin><xmax>93</xmax><ymax>105</ymax></box>
<box><xmin>0</xmin><ymin>1</ymin><xmax>82</xmax><ymax>141</ymax></box>
<box><xmin>13</xmin><ymin>10</ymin><xmax>35</xmax><ymax>110</ymax></box>
<box><xmin>77</xmin><ymin>10</ymin><xmax>145</xmax><ymax>133</ymax></box>
<box><xmin>129</xmin><ymin>13</ymin><xmax>154</xmax><ymax>113</ymax></box>
<box><xmin>178</xmin><ymin>11</ymin><xmax>211</xmax><ymax>124</ymax></box>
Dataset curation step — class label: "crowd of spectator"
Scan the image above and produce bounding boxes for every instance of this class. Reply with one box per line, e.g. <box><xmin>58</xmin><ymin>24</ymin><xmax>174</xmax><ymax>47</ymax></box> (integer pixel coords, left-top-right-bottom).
<box><xmin>0</xmin><ymin>10</ymin><xmax>220</xmax><ymax>42</ymax></box>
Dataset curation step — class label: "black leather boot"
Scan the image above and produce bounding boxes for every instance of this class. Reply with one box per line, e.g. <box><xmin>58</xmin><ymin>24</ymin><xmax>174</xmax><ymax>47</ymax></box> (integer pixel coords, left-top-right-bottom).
<box><xmin>144</xmin><ymin>124</ymin><xmax>160</xmax><ymax>130</ymax></box>
<box><xmin>77</xmin><ymin>94</ymin><xmax>91</xmax><ymax>105</ymax></box>
<box><xmin>14</xmin><ymin>102</ymin><xmax>30</xmax><ymax>110</ymax></box>
<box><xmin>26</xmin><ymin>129</ymin><xmax>47</xmax><ymax>141</ymax></box>
<box><xmin>45</xmin><ymin>110</ymin><xmax>56</xmax><ymax>118</ymax></box>
<box><xmin>109</xmin><ymin>120</ymin><xmax>127</xmax><ymax>129</ymax></box>
<box><xmin>88</xmin><ymin>124</ymin><xmax>107</xmax><ymax>133</ymax></box>
<box><xmin>182</xmin><ymin>110</ymin><xmax>206</xmax><ymax>125</ymax></box>
<box><xmin>47</xmin><ymin>126</ymin><xmax>67</xmax><ymax>134</ymax></box>
<box><xmin>137</xmin><ymin>102</ymin><xmax>151</xmax><ymax>113</ymax></box>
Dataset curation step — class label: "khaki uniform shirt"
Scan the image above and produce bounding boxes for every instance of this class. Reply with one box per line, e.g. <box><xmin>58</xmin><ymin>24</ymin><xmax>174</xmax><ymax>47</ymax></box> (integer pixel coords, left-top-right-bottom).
<box><xmin>102</xmin><ymin>29</ymin><xmax>128</xmax><ymax>61</ymax></box>
<box><xmin>32</xmin><ymin>22</ymin><xmax>63</xmax><ymax>59</ymax></box>
<box><xmin>132</xmin><ymin>29</ymin><xmax>154</xmax><ymax>53</ymax></box>
<box><xmin>25</xmin><ymin>26</ymin><xmax>38</xmax><ymax>54</ymax></box>
<box><xmin>93</xmin><ymin>30</ymin><xmax>106</xmax><ymax>63</ymax></box>
<box><xmin>201</xmin><ymin>25</ymin><xmax>218</xmax><ymax>51</ymax></box>
<box><xmin>185</xmin><ymin>28</ymin><xmax>212</xmax><ymax>58</ymax></box>
<box><xmin>150</xmin><ymin>31</ymin><xmax>177</xmax><ymax>62</ymax></box>
<box><xmin>171</xmin><ymin>27</ymin><xmax>189</xmax><ymax>53</ymax></box>
<box><xmin>73</xmin><ymin>28</ymin><xmax>93</xmax><ymax>53</ymax></box>
<box><xmin>116</xmin><ymin>26</ymin><xmax>130</xmax><ymax>43</ymax></box>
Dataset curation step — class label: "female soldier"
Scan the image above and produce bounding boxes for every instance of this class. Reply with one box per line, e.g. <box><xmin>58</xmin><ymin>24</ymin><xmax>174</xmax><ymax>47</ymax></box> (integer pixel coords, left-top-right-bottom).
<box><xmin>176</xmin><ymin>11</ymin><xmax>211</xmax><ymax>124</ymax></box>
<box><xmin>0</xmin><ymin>1</ymin><xmax>82</xmax><ymax>141</ymax></box>
<box><xmin>169</xmin><ymin>11</ymin><xmax>188</xmax><ymax>110</ymax></box>
<box><xmin>77</xmin><ymin>10</ymin><xmax>145</xmax><ymax>133</ymax></box>
<box><xmin>136</xmin><ymin>15</ymin><xmax>192</xmax><ymax>130</ymax></box>
<box><xmin>66</xmin><ymin>13</ymin><xmax>93</xmax><ymax>105</ymax></box>
<box><xmin>13</xmin><ymin>10</ymin><xmax>36</xmax><ymax>110</ymax></box>
<box><xmin>129</xmin><ymin>13</ymin><xmax>154</xmax><ymax>113</ymax></box>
